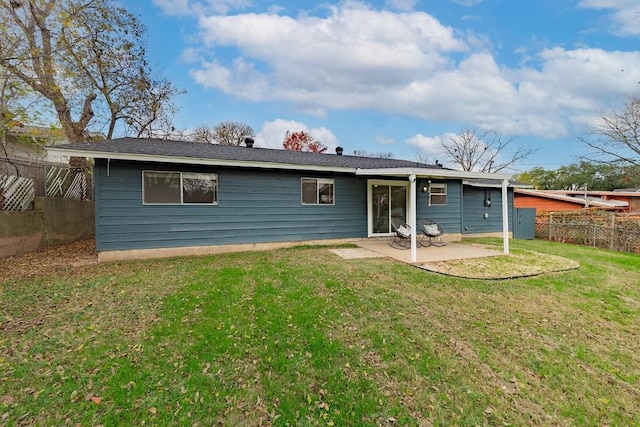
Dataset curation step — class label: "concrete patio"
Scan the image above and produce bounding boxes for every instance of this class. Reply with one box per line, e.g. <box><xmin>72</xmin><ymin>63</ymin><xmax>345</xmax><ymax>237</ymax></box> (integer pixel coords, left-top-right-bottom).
<box><xmin>353</xmin><ymin>238</ymin><xmax>505</xmax><ymax>264</ymax></box>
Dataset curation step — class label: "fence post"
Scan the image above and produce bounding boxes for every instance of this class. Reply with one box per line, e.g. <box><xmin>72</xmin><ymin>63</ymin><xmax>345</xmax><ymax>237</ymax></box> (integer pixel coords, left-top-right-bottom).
<box><xmin>609</xmin><ymin>214</ymin><xmax>615</xmax><ymax>250</ymax></box>
<box><xmin>549</xmin><ymin>213</ymin><xmax>553</xmax><ymax>241</ymax></box>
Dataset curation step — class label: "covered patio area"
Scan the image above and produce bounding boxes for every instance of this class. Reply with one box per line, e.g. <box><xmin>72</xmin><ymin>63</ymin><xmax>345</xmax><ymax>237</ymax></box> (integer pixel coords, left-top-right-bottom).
<box><xmin>329</xmin><ymin>238</ymin><xmax>579</xmax><ymax>280</ymax></box>
<box><xmin>354</xmin><ymin>238</ymin><xmax>504</xmax><ymax>264</ymax></box>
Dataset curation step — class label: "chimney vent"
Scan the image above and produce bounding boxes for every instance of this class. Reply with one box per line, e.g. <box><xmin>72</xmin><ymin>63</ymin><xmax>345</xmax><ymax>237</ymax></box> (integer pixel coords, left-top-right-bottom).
<box><xmin>336</xmin><ymin>146</ymin><xmax>344</xmax><ymax>155</ymax></box>
<box><xmin>244</xmin><ymin>137</ymin><xmax>254</xmax><ymax>148</ymax></box>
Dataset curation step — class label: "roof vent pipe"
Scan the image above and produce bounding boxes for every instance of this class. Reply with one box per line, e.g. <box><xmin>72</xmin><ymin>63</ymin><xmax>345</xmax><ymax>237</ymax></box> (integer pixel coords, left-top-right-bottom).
<box><xmin>336</xmin><ymin>146</ymin><xmax>344</xmax><ymax>155</ymax></box>
<box><xmin>244</xmin><ymin>137</ymin><xmax>254</xmax><ymax>148</ymax></box>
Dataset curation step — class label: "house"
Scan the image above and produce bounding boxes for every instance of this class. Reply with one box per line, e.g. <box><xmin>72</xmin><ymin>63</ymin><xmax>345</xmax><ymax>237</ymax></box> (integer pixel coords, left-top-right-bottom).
<box><xmin>46</xmin><ymin>138</ymin><xmax>514</xmax><ymax>262</ymax></box>
<box><xmin>514</xmin><ymin>189</ymin><xmax>639</xmax><ymax>214</ymax></box>
<box><xmin>2</xmin><ymin>123</ymin><xmax>104</xmax><ymax>163</ymax></box>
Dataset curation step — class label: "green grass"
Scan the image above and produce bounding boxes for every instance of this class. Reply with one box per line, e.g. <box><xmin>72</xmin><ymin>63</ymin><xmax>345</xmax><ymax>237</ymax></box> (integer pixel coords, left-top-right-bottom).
<box><xmin>1</xmin><ymin>240</ymin><xmax>640</xmax><ymax>426</ymax></box>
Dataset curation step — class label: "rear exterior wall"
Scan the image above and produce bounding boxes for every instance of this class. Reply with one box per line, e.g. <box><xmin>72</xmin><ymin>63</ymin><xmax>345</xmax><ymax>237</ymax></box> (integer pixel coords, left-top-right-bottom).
<box><xmin>94</xmin><ymin>159</ymin><xmax>368</xmax><ymax>252</ymax></box>
<box><xmin>461</xmin><ymin>186</ymin><xmax>514</xmax><ymax>234</ymax></box>
<box><xmin>416</xmin><ymin>179</ymin><xmax>463</xmax><ymax>234</ymax></box>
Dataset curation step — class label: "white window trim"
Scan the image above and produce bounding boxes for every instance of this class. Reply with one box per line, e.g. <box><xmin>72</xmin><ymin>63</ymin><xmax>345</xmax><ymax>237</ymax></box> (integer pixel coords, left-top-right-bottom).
<box><xmin>366</xmin><ymin>179</ymin><xmax>410</xmax><ymax>237</ymax></box>
<box><xmin>428</xmin><ymin>182</ymin><xmax>447</xmax><ymax>206</ymax></box>
<box><xmin>142</xmin><ymin>170</ymin><xmax>218</xmax><ymax>205</ymax></box>
<box><xmin>301</xmin><ymin>177</ymin><xmax>335</xmax><ymax>205</ymax></box>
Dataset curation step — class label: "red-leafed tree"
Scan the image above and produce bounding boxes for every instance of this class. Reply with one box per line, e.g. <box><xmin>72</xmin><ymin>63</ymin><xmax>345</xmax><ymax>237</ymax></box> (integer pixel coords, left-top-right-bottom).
<box><xmin>282</xmin><ymin>130</ymin><xmax>327</xmax><ymax>153</ymax></box>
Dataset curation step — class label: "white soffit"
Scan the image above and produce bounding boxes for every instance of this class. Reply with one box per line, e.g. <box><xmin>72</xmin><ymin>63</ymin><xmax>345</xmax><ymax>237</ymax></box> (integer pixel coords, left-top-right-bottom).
<box><xmin>356</xmin><ymin>167</ymin><xmax>512</xmax><ymax>181</ymax></box>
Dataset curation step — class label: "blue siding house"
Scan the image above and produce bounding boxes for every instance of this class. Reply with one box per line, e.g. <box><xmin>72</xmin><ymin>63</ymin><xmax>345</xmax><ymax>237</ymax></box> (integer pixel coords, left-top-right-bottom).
<box><xmin>47</xmin><ymin>138</ymin><xmax>515</xmax><ymax>261</ymax></box>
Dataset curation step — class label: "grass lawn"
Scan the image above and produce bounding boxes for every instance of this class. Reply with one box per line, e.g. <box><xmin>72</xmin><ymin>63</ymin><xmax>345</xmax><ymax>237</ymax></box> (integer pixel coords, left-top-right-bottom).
<box><xmin>1</xmin><ymin>239</ymin><xmax>639</xmax><ymax>426</ymax></box>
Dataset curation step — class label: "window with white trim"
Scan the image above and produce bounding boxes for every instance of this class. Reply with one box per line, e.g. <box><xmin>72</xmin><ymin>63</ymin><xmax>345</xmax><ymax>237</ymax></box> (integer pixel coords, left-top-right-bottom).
<box><xmin>429</xmin><ymin>183</ymin><xmax>447</xmax><ymax>206</ymax></box>
<box><xmin>301</xmin><ymin>178</ymin><xmax>334</xmax><ymax>205</ymax></box>
<box><xmin>143</xmin><ymin>171</ymin><xmax>218</xmax><ymax>204</ymax></box>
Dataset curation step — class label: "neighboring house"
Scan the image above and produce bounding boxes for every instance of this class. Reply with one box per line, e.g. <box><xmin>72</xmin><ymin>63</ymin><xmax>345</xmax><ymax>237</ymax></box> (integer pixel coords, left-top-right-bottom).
<box><xmin>2</xmin><ymin>124</ymin><xmax>104</xmax><ymax>163</ymax></box>
<box><xmin>514</xmin><ymin>189</ymin><xmax>640</xmax><ymax>214</ymax></box>
<box><xmin>46</xmin><ymin>138</ymin><xmax>515</xmax><ymax>262</ymax></box>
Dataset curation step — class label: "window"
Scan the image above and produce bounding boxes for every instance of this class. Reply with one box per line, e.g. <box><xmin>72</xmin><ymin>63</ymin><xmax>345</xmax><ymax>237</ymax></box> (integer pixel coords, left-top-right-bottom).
<box><xmin>143</xmin><ymin>171</ymin><xmax>217</xmax><ymax>204</ymax></box>
<box><xmin>429</xmin><ymin>183</ymin><xmax>447</xmax><ymax>206</ymax></box>
<box><xmin>301</xmin><ymin>178</ymin><xmax>334</xmax><ymax>205</ymax></box>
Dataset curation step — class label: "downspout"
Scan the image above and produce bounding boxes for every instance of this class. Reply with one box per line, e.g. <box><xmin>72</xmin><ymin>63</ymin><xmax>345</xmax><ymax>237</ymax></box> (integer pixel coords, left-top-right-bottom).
<box><xmin>502</xmin><ymin>178</ymin><xmax>510</xmax><ymax>254</ymax></box>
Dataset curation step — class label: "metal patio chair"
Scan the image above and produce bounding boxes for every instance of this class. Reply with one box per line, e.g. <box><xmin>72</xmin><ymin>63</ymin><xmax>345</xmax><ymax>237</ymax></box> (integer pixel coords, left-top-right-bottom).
<box><xmin>419</xmin><ymin>218</ymin><xmax>446</xmax><ymax>247</ymax></box>
<box><xmin>390</xmin><ymin>218</ymin><xmax>413</xmax><ymax>249</ymax></box>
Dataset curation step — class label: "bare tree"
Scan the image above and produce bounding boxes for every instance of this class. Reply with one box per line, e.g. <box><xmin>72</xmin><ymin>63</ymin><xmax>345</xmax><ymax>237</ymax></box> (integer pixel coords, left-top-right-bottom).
<box><xmin>189</xmin><ymin>121</ymin><xmax>254</xmax><ymax>145</ymax></box>
<box><xmin>189</xmin><ymin>125</ymin><xmax>216</xmax><ymax>143</ymax></box>
<box><xmin>213</xmin><ymin>121</ymin><xmax>254</xmax><ymax>146</ymax></box>
<box><xmin>0</xmin><ymin>0</ymin><xmax>181</xmax><ymax>142</ymax></box>
<box><xmin>440</xmin><ymin>128</ymin><xmax>535</xmax><ymax>172</ymax></box>
<box><xmin>579</xmin><ymin>96</ymin><xmax>640</xmax><ymax>167</ymax></box>
<box><xmin>352</xmin><ymin>149</ymin><xmax>394</xmax><ymax>159</ymax></box>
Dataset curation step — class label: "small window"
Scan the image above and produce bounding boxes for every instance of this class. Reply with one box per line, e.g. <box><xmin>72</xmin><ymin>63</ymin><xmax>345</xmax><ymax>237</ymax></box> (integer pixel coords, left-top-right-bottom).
<box><xmin>143</xmin><ymin>171</ymin><xmax>181</xmax><ymax>204</ymax></box>
<box><xmin>182</xmin><ymin>172</ymin><xmax>217</xmax><ymax>204</ymax></box>
<box><xmin>143</xmin><ymin>171</ymin><xmax>218</xmax><ymax>205</ymax></box>
<box><xmin>429</xmin><ymin>183</ymin><xmax>447</xmax><ymax>206</ymax></box>
<box><xmin>301</xmin><ymin>178</ymin><xmax>334</xmax><ymax>205</ymax></box>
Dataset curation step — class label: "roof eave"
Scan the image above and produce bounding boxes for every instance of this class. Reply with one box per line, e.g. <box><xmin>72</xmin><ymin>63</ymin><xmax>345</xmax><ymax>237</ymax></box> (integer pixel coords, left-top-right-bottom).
<box><xmin>356</xmin><ymin>167</ymin><xmax>512</xmax><ymax>180</ymax></box>
<box><xmin>45</xmin><ymin>147</ymin><xmax>357</xmax><ymax>174</ymax></box>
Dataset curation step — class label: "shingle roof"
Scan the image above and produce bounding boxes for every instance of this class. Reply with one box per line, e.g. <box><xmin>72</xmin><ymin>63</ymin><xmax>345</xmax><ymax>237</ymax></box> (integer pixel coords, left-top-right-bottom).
<box><xmin>47</xmin><ymin>137</ymin><xmax>435</xmax><ymax>170</ymax></box>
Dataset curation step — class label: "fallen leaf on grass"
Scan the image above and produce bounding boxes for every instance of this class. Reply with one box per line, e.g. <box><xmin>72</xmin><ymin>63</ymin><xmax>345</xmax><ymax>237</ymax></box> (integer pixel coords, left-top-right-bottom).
<box><xmin>1</xmin><ymin>395</ymin><xmax>14</xmax><ymax>405</ymax></box>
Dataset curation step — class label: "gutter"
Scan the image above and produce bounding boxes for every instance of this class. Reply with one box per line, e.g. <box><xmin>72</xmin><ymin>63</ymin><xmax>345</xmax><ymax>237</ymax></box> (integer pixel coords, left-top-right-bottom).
<box><xmin>45</xmin><ymin>147</ymin><xmax>358</xmax><ymax>174</ymax></box>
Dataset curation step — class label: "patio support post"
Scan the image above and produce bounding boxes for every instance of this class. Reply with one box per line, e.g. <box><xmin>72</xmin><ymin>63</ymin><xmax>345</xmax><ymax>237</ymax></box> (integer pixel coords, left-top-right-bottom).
<box><xmin>502</xmin><ymin>178</ymin><xmax>510</xmax><ymax>254</ymax></box>
<box><xmin>409</xmin><ymin>173</ymin><xmax>417</xmax><ymax>263</ymax></box>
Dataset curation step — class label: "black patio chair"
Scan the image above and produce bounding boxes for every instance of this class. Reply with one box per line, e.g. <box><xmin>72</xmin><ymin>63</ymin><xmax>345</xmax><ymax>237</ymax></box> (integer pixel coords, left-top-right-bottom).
<box><xmin>419</xmin><ymin>218</ymin><xmax>446</xmax><ymax>247</ymax></box>
<box><xmin>389</xmin><ymin>218</ymin><xmax>413</xmax><ymax>249</ymax></box>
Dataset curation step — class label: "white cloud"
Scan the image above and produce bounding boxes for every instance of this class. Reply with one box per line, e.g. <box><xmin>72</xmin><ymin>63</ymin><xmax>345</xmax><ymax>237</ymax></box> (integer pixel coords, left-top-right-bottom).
<box><xmin>255</xmin><ymin>119</ymin><xmax>338</xmax><ymax>151</ymax></box>
<box><xmin>578</xmin><ymin>0</ymin><xmax>640</xmax><ymax>36</ymax></box>
<box><xmin>182</xmin><ymin>2</ymin><xmax>640</xmax><ymax>143</ymax></box>
<box><xmin>406</xmin><ymin>133</ymin><xmax>449</xmax><ymax>161</ymax></box>
<box><xmin>192</xmin><ymin>2</ymin><xmax>468</xmax><ymax>104</ymax></box>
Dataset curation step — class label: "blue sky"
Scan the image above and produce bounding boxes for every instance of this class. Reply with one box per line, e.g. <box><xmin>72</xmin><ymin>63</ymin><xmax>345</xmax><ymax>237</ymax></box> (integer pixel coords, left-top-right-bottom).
<box><xmin>119</xmin><ymin>0</ymin><xmax>640</xmax><ymax>171</ymax></box>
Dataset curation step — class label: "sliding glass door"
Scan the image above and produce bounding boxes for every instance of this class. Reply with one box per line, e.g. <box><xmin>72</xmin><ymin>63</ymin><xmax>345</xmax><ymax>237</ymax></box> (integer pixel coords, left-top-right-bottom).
<box><xmin>369</xmin><ymin>181</ymin><xmax>408</xmax><ymax>235</ymax></box>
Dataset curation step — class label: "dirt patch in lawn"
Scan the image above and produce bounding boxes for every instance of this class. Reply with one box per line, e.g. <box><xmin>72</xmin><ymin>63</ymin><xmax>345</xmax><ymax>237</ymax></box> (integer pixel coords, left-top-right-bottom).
<box><xmin>416</xmin><ymin>247</ymin><xmax>579</xmax><ymax>279</ymax></box>
<box><xmin>0</xmin><ymin>240</ymin><xmax>97</xmax><ymax>282</ymax></box>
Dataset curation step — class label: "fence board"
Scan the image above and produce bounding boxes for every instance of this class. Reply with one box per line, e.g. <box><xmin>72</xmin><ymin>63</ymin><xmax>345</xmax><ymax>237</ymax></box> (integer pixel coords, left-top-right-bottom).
<box><xmin>0</xmin><ymin>174</ymin><xmax>35</xmax><ymax>211</ymax></box>
<box><xmin>536</xmin><ymin>210</ymin><xmax>640</xmax><ymax>254</ymax></box>
<box><xmin>1</xmin><ymin>158</ymin><xmax>92</xmax><ymax>211</ymax></box>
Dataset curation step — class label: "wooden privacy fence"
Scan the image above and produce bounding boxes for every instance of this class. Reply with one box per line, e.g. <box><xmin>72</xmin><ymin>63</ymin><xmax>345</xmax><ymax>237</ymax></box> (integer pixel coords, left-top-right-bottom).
<box><xmin>0</xmin><ymin>158</ymin><xmax>92</xmax><ymax>211</ymax></box>
<box><xmin>536</xmin><ymin>210</ymin><xmax>640</xmax><ymax>254</ymax></box>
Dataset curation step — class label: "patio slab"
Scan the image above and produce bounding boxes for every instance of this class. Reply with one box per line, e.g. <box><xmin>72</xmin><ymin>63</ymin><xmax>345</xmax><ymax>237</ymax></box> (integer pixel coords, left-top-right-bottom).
<box><xmin>355</xmin><ymin>238</ymin><xmax>505</xmax><ymax>264</ymax></box>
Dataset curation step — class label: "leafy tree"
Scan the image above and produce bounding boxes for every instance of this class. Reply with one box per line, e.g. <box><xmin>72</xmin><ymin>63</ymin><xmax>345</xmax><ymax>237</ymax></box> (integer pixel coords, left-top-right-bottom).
<box><xmin>0</xmin><ymin>0</ymin><xmax>180</xmax><ymax>142</ymax></box>
<box><xmin>514</xmin><ymin>161</ymin><xmax>640</xmax><ymax>191</ymax></box>
<box><xmin>1</xmin><ymin>63</ymin><xmax>58</xmax><ymax>170</ymax></box>
<box><xmin>580</xmin><ymin>96</ymin><xmax>640</xmax><ymax>167</ymax></box>
<box><xmin>440</xmin><ymin>128</ymin><xmax>535</xmax><ymax>172</ymax></box>
<box><xmin>190</xmin><ymin>121</ymin><xmax>255</xmax><ymax>145</ymax></box>
<box><xmin>282</xmin><ymin>131</ymin><xmax>327</xmax><ymax>153</ymax></box>
<box><xmin>513</xmin><ymin>167</ymin><xmax>559</xmax><ymax>190</ymax></box>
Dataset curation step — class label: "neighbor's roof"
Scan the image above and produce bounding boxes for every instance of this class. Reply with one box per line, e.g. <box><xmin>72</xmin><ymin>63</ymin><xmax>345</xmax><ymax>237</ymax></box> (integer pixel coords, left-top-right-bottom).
<box><xmin>463</xmin><ymin>178</ymin><xmax>532</xmax><ymax>189</ymax></box>
<box><xmin>515</xmin><ymin>189</ymin><xmax>628</xmax><ymax>209</ymax></box>
<box><xmin>45</xmin><ymin>137</ymin><xmax>435</xmax><ymax>173</ymax></box>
